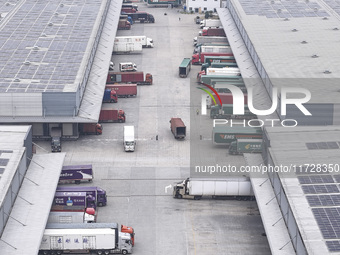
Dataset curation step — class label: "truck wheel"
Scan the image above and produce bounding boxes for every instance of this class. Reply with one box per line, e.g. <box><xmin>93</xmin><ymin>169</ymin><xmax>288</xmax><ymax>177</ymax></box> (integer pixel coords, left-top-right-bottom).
<box><xmin>177</xmin><ymin>194</ymin><xmax>182</xmax><ymax>199</ymax></box>
<box><xmin>122</xmin><ymin>249</ymin><xmax>128</xmax><ymax>255</ymax></box>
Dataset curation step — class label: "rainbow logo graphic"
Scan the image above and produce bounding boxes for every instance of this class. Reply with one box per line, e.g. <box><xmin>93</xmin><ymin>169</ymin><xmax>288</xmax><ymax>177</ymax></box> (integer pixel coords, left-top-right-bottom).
<box><xmin>197</xmin><ymin>82</ymin><xmax>222</xmax><ymax>115</ymax></box>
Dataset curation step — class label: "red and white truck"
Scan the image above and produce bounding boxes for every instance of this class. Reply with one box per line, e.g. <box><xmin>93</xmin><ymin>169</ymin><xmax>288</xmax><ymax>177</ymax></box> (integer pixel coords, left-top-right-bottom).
<box><xmin>201</xmin><ymin>28</ymin><xmax>226</xmax><ymax>36</ymax></box>
<box><xmin>192</xmin><ymin>45</ymin><xmax>233</xmax><ymax>65</ymax></box>
<box><xmin>105</xmin><ymin>84</ymin><xmax>137</xmax><ymax>98</ymax></box>
<box><xmin>107</xmin><ymin>71</ymin><xmax>153</xmax><ymax>85</ymax></box>
<box><xmin>99</xmin><ymin>108</ymin><xmax>126</xmax><ymax>123</ymax></box>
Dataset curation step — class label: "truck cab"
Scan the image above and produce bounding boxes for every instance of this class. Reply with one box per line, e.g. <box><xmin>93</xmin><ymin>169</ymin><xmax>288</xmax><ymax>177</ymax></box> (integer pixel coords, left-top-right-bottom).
<box><xmin>51</xmin><ymin>127</ymin><xmax>62</xmax><ymax>152</ymax></box>
<box><xmin>123</xmin><ymin>126</ymin><xmax>136</xmax><ymax>152</ymax></box>
<box><xmin>119</xmin><ymin>232</ymin><xmax>133</xmax><ymax>254</ymax></box>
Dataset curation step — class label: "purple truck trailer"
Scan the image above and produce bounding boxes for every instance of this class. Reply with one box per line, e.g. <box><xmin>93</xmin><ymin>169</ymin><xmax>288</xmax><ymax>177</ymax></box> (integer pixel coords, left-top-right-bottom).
<box><xmin>59</xmin><ymin>164</ymin><xmax>93</xmax><ymax>184</ymax></box>
<box><xmin>51</xmin><ymin>191</ymin><xmax>96</xmax><ymax>212</ymax></box>
<box><xmin>56</xmin><ymin>186</ymin><xmax>107</xmax><ymax>207</ymax></box>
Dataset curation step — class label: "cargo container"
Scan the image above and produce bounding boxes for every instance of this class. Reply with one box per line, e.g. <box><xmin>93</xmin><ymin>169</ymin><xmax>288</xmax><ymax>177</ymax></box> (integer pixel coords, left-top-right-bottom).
<box><xmin>212</xmin><ymin>126</ymin><xmax>263</xmax><ymax>145</ymax></box>
<box><xmin>170</xmin><ymin>118</ymin><xmax>186</xmax><ymax>139</ymax></box>
<box><xmin>229</xmin><ymin>139</ymin><xmax>263</xmax><ymax>155</ymax></box>
<box><xmin>118</xmin><ymin>19</ymin><xmax>131</xmax><ymax>30</ymax></box>
<box><xmin>121</xmin><ymin>7</ymin><xmax>136</xmax><ymax>13</ymax></box>
<box><xmin>59</xmin><ymin>164</ymin><xmax>93</xmax><ymax>184</ymax></box>
<box><xmin>203</xmin><ymin>55</ymin><xmax>236</xmax><ymax>65</ymax></box>
<box><xmin>173</xmin><ymin>178</ymin><xmax>254</xmax><ymax>200</ymax></box>
<box><xmin>103</xmin><ymin>88</ymin><xmax>118</xmax><ymax>103</ymax></box>
<box><xmin>194</xmin><ymin>42</ymin><xmax>230</xmax><ymax>54</ymax></box>
<box><xmin>124</xmin><ymin>126</ymin><xmax>135</xmax><ymax>152</ymax></box>
<box><xmin>122</xmin><ymin>3</ymin><xmax>138</xmax><ymax>11</ymax></box>
<box><xmin>193</xmin><ymin>36</ymin><xmax>228</xmax><ymax>46</ymax></box>
<box><xmin>40</xmin><ymin>223</ymin><xmax>132</xmax><ymax>255</ymax></box>
<box><xmin>199</xmin><ymin>19</ymin><xmax>222</xmax><ymax>29</ymax></box>
<box><xmin>115</xmin><ymin>36</ymin><xmax>154</xmax><ymax>48</ymax></box>
<box><xmin>210</xmin><ymin>104</ymin><xmax>256</xmax><ymax>120</ymax></box>
<box><xmin>105</xmin><ymin>84</ymin><xmax>137</xmax><ymax>98</ymax></box>
<box><xmin>113</xmin><ymin>42</ymin><xmax>142</xmax><ymax>54</ymax></box>
<box><xmin>56</xmin><ymin>186</ymin><xmax>107</xmax><ymax>207</ymax></box>
<box><xmin>119</xmin><ymin>62</ymin><xmax>137</xmax><ymax>72</ymax></box>
<box><xmin>127</xmin><ymin>11</ymin><xmax>155</xmax><ymax>23</ymax></box>
<box><xmin>200</xmin><ymin>75</ymin><xmax>243</xmax><ymax>85</ymax></box>
<box><xmin>179</xmin><ymin>58</ymin><xmax>191</xmax><ymax>78</ymax></box>
<box><xmin>202</xmin><ymin>28</ymin><xmax>226</xmax><ymax>36</ymax></box>
<box><xmin>52</xmin><ymin>192</ymin><xmax>93</xmax><ymax>210</ymax></box>
<box><xmin>47</xmin><ymin>208</ymin><xmax>96</xmax><ymax>224</ymax></box>
<box><xmin>79</xmin><ymin>123</ymin><xmax>103</xmax><ymax>135</ymax></box>
<box><xmin>99</xmin><ymin>109</ymin><xmax>126</xmax><ymax>123</ymax></box>
<box><xmin>201</xmin><ymin>61</ymin><xmax>238</xmax><ymax>72</ymax></box>
<box><xmin>198</xmin><ymin>67</ymin><xmax>241</xmax><ymax>81</ymax></box>
<box><xmin>107</xmin><ymin>71</ymin><xmax>153</xmax><ymax>85</ymax></box>
<box><xmin>51</xmin><ymin>127</ymin><xmax>62</xmax><ymax>152</ymax></box>
<box><xmin>192</xmin><ymin>47</ymin><xmax>233</xmax><ymax>65</ymax></box>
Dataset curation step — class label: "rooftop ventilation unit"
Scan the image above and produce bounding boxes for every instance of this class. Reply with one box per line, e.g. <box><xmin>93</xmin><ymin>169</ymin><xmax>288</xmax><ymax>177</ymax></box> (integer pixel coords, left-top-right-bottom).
<box><xmin>33</xmin><ymin>46</ymin><xmax>39</xmax><ymax>50</ymax></box>
<box><xmin>14</xmin><ymin>78</ymin><xmax>20</xmax><ymax>82</ymax></box>
<box><xmin>323</xmin><ymin>70</ymin><xmax>331</xmax><ymax>74</ymax></box>
<box><xmin>311</xmin><ymin>54</ymin><xmax>319</xmax><ymax>58</ymax></box>
<box><xmin>301</xmin><ymin>41</ymin><xmax>308</xmax><ymax>44</ymax></box>
<box><xmin>292</xmin><ymin>28</ymin><xmax>298</xmax><ymax>32</ymax></box>
<box><xmin>23</xmin><ymin>61</ymin><xmax>30</xmax><ymax>65</ymax></box>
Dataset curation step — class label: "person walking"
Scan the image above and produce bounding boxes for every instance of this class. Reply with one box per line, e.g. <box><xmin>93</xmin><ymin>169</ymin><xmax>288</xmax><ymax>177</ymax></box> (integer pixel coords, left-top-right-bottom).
<box><xmin>179</xmin><ymin>17</ymin><xmax>181</xmax><ymax>21</ymax></box>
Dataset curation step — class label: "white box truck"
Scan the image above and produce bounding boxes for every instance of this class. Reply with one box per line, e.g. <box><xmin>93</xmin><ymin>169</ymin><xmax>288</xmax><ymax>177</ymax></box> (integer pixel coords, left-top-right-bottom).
<box><xmin>47</xmin><ymin>210</ymin><xmax>96</xmax><ymax>224</ymax></box>
<box><xmin>119</xmin><ymin>62</ymin><xmax>137</xmax><ymax>72</ymax></box>
<box><xmin>173</xmin><ymin>178</ymin><xmax>254</xmax><ymax>200</ymax></box>
<box><xmin>124</xmin><ymin>126</ymin><xmax>135</xmax><ymax>152</ymax></box>
<box><xmin>199</xmin><ymin>19</ymin><xmax>222</xmax><ymax>29</ymax></box>
<box><xmin>40</xmin><ymin>223</ymin><xmax>132</xmax><ymax>254</ymax></box>
<box><xmin>113</xmin><ymin>42</ymin><xmax>142</xmax><ymax>54</ymax></box>
<box><xmin>114</xmin><ymin>35</ymin><xmax>154</xmax><ymax>48</ymax></box>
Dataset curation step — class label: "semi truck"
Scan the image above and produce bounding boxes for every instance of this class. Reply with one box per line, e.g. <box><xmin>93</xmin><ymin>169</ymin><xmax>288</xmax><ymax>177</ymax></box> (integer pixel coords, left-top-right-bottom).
<box><xmin>170</xmin><ymin>118</ymin><xmax>186</xmax><ymax>139</ymax></box>
<box><xmin>126</xmin><ymin>11</ymin><xmax>155</xmax><ymax>23</ymax></box>
<box><xmin>113</xmin><ymin>42</ymin><xmax>142</xmax><ymax>54</ymax></box>
<box><xmin>193</xmin><ymin>36</ymin><xmax>228</xmax><ymax>46</ymax></box>
<box><xmin>200</xmin><ymin>75</ymin><xmax>243</xmax><ymax>85</ymax></box>
<box><xmin>52</xmin><ymin>191</ymin><xmax>94</xmax><ymax>209</ymax></box>
<box><xmin>51</xmin><ymin>127</ymin><xmax>62</xmax><ymax>152</ymax></box>
<box><xmin>121</xmin><ymin>7</ymin><xmax>136</xmax><ymax>13</ymax></box>
<box><xmin>229</xmin><ymin>139</ymin><xmax>263</xmax><ymax>155</ymax></box>
<box><xmin>122</xmin><ymin>3</ymin><xmax>138</xmax><ymax>11</ymax></box>
<box><xmin>200</xmin><ymin>19</ymin><xmax>222</xmax><ymax>29</ymax></box>
<box><xmin>203</xmin><ymin>55</ymin><xmax>236</xmax><ymax>65</ymax></box>
<box><xmin>107</xmin><ymin>71</ymin><xmax>153</xmax><ymax>85</ymax></box>
<box><xmin>173</xmin><ymin>178</ymin><xmax>254</xmax><ymax>200</ymax></box>
<box><xmin>105</xmin><ymin>84</ymin><xmax>137</xmax><ymax>98</ymax></box>
<box><xmin>40</xmin><ymin>223</ymin><xmax>132</xmax><ymax>255</ymax></box>
<box><xmin>212</xmin><ymin>126</ymin><xmax>263</xmax><ymax>145</ymax></box>
<box><xmin>124</xmin><ymin>126</ymin><xmax>135</xmax><ymax>152</ymax></box>
<box><xmin>194</xmin><ymin>42</ymin><xmax>230</xmax><ymax>54</ymax></box>
<box><xmin>103</xmin><ymin>89</ymin><xmax>118</xmax><ymax>103</ymax></box>
<box><xmin>59</xmin><ymin>164</ymin><xmax>93</xmax><ymax>184</ymax></box>
<box><xmin>56</xmin><ymin>186</ymin><xmax>107</xmax><ymax>207</ymax></box>
<box><xmin>201</xmin><ymin>28</ymin><xmax>226</xmax><ymax>36</ymax></box>
<box><xmin>99</xmin><ymin>109</ymin><xmax>126</xmax><ymax>123</ymax></box>
<box><xmin>201</xmin><ymin>61</ymin><xmax>238</xmax><ymax>72</ymax></box>
<box><xmin>198</xmin><ymin>67</ymin><xmax>241</xmax><ymax>81</ymax></box>
<box><xmin>78</xmin><ymin>123</ymin><xmax>103</xmax><ymax>135</ymax></box>
<box><xmin>210</xmin><ymin>104</ymin><xmax>256</xmax><ymax>120</ymax></box>
<box><xmin>115</xmin><ymin>36</ymin><xmax>154</xmax><ymax>48</ymax></box>
<box><xmin>118</xmin><ymin>19</ymin><xmax>131</xmax><ymax>30</ymax></box>
<box><xmin>192</xmin><ymin>46</ymin><xmax>233</xmax><ymax>65</ymax></box>
<box><xmin>47</xmin><ymin>208</ymin><xmax>96</xmax><ymax>224</ymax></box>
<box><xmin>119</xmin><ymin>62</ymin><xmax>137</xmax><ymax>72</ymax></box>
<box><xmin>179</xmin><ymin>58</ymin><xmax>191</xmax><ymax>78</ymax></box>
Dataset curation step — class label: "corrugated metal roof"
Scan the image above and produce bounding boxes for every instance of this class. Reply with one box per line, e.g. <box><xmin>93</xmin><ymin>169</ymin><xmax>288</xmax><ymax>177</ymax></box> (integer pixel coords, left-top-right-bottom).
<box><xmin>0</xmin><ymin>152</ymin><xmax>65</xmax><ymax>255</ymax></box>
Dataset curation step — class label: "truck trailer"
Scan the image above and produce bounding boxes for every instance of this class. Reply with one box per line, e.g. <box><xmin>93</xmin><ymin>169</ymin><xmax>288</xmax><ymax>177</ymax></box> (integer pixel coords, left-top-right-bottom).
<box><xmin>200</xmin><ymin>75</ymin><xmax>243</xmax><ymax>86</ymax></box>
<box><xmin>199</xmin><ymin>19</ymin><xmax>222</xmax><ymax>29</ymax></box>
<box><xmin>193</xmin><ymin>36</ymin><xmax>228</xmax><ymax>46</ymax></box>
<box><xmin>59</xmin><ymin>164</ymin><xmax>94</xmax><ymax>184</ymax></box>
<box><xmin>105</xmin><ymin>84</ymin><xmax>137</xmax><ymax>98</ymax></box>
<box><xmin>47</xmin><ymin>209</ymin><xmax>96</xmax><ymax>224</ymax></box>
<box><xmin>121</xmin><ymin>7</ymin><xmax>136</xmax><ymax>13</ymax></box>
<box><xmin>118</xmin><ymin>19</ymin><xmax>131</xmax><ymax>30</ymax></box>
<box><xmin>202</xmin><ymin>28</ymin><xmax>226</xmax><ymax>36</ymax></box>
<box><xmin>173</xmin><ymin>178</ymin><xmax>254</xmax><ymax>200</ymax></box>
<box><xmin>40</xmin><ymin>223</ymin><xmax>132</xmax><ymax>255</ymax></box>
<box><xmin>99</xmin><ymin>109</ymin><xmax>126</xmax><ymax>123</ymax></box>
<box><xmin>51</xmin><ymin>127</ymin><xmax>62</xmax><ymax>152</ymax></box>
<box><xmin>192</xmin><ymin>47</ymin><xmax>233</xmax><ymax>65</ymax></box>
<box><xmin>115</xmin><ymin>36</ymin><xmax>154</xmax><ymax>48</ymax></box>
<box><xmin>126</xmin><ymin>11</ymin><xmax>155</xmax><ymax>23</ymax></box>
<box><xmin>179</xmin><ymin>58</ymin><xmax>191</xmax><ymax>78</ymax></box>
<box><xmin>229</xmin><ymin>139</ymin><xmax>263</xmax><ymax>155</ymax></box>
<box><xmin>79</xmin><ymin>123</ymin><xmax>103</xmax><ymax>135</ymax></box>
<box><xmin>113</xmin><ymin>42</ymin><xmax>142</xmax><ymax>54</ymax></box>
<box><xmin>103</xmin><ymin>89</ymin><xmax>118</xmax><ymax>103</ymax></box>
<box><xmin>107</xmin><ymin>71</ymin><xmax>153</xmax><ymax>85</ymax></box>
<box><xmin>170</xmin><ymin>118</ymin><xmax>186</xmax><ymax>139</ymax></box>
<box><xmin>56</xmin><ymin>186</ymin><xmax>107</xmax><ymax>207</ymax></box>
<box><xmin>53</xmin><ymin>191</ymin><xmax>92</xmax><ymax>209</ymax></box>
<box><xmin>212</xmin><ymin>126</ymin><xmax>263</xmax><ymax>145</ymax></box>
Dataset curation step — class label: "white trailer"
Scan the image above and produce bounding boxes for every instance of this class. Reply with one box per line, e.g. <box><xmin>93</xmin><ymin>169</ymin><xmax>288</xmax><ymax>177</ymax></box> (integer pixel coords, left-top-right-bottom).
<box><xmin>206</xmin><ymin>67</ymin><xmax>241</xmax><ymax>76</ymax></box>
<box><xmin>114</xmin><ymin>35</ymin><xmax>154</xmax><ymax>48</ymax></box>
<box><xmin>119</xmin><ymin>62</ymin><xmax>137</xmax><ymax>72</ymax></box>
<box><xmin>47</xmin><ymin>210</ymin><xmax>96</xmax><ymax>224</ymax></box>
<box><xmin>193</xmin><ymin>36</ymin><xmax>228</xmax><ymax>46</ymax></box>
<box><xmin>113</xmin><ymin>42</ymin><xmax>142</xmax><ymax>54</ymax></box>
<box><xmin>200</xmin><ymin>45</ymin><xmax>232</xmax><ymax>54</ymax></box>
<box><xmin>200</xmin><ymin>19</ymin><xmax>222</xmax><ymax>29</ymax></box>
<box><xmin>123</xmin><ymin>126</ymin><xmax>135</xmax><ymax>152</ymax></box>
<box><xmin>173</xmin><ymin>178</ymin><xmax>254</xmax><ymax>200</ymax></box>
<box><xmin>40</xmin><ymin>224</ymin><xmax>132</xmax><ymax>255</ymax></box>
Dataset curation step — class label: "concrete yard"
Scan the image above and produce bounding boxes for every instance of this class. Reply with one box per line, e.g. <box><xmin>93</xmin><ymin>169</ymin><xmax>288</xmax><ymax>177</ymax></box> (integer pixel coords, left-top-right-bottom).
<box><xmin>37</xmin><ymin>4</ymin><xmax>271</xmax><ymax>255</ymax></box>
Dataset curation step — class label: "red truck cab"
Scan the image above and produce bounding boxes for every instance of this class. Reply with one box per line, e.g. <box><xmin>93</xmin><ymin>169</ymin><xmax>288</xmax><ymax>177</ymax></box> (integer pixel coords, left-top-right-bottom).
<box><xmin>121</xmin><ymin>225</ymin><xmax>135</xmax><ymax>246</ymax></box>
